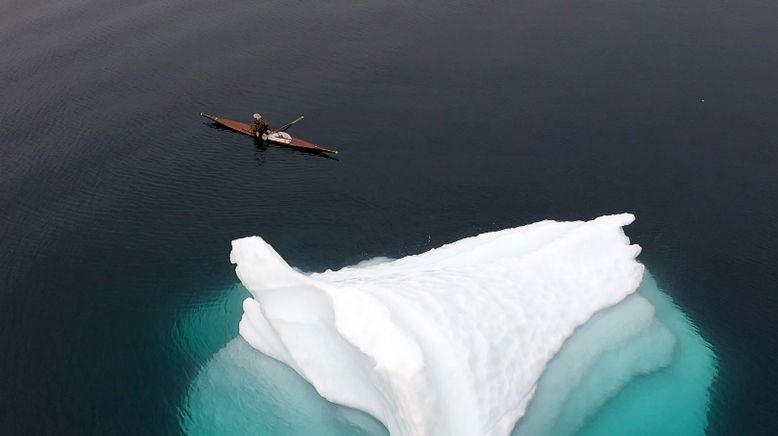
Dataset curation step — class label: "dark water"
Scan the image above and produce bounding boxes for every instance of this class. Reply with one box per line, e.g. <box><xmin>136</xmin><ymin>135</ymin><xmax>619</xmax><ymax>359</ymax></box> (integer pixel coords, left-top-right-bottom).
<box><xmin>1</xmin><ymin>0</ymin><xmax>777</xmax><ymax>434</ymax></box>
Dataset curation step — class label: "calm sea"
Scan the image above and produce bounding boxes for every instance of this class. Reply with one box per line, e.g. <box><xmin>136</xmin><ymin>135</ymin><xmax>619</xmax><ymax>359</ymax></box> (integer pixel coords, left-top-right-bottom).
<box><xmin>1</xmin><ymin>0</ymin><xmax>776</xmax><ymax>434</ymax></box>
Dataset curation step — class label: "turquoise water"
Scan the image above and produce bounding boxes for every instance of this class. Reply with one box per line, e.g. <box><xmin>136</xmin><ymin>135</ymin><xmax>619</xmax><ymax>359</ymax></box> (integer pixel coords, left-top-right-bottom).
<box><xmin>177</xmin><ymin>272</ymin><xmax>715</xmax><ymax>435</ymax></box>
<box><xmin>577</xmin><ymin>275</ymin><xmax>717</xmax><ymax>435</ymax></box>
<box><xmin>176</xmin><ymin>285</ymin><xmax>387</xmax><ymax>436</ymax></box>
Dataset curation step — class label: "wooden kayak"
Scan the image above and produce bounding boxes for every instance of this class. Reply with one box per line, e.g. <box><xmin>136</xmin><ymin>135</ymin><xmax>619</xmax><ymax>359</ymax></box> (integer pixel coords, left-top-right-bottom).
<box><xmin>200</xmin><ymin>113</ymin><xmax>338</xmax><ymax>155</ymax></box>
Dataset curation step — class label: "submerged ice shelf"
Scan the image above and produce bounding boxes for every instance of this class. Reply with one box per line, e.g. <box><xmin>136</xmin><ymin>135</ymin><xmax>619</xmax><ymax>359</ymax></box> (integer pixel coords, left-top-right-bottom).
<box><xmin>181</xmin><ymin>214</ymin><xmax>716</xmax><ymax>436</ymax></box>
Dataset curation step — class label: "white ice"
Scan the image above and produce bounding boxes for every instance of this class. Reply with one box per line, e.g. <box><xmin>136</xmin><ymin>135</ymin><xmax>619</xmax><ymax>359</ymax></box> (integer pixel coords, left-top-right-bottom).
<box><xmin>230</xmin><ymin>214</ymin><xmax>668</xmax><ymax>436</ymax></box>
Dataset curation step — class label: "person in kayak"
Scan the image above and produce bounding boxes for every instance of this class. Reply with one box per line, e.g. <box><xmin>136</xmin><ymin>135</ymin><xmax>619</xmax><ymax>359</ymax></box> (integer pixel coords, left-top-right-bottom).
<box><xmin>249</xmin><ymin>113</ymin><xmax>269</xmax><ymax>138</ymax></box>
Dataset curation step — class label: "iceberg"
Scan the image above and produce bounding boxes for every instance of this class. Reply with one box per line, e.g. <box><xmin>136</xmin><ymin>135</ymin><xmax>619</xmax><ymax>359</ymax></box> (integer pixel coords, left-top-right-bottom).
<box><xmin>180</xmin><ymin>214</ymin><xmax>716</xmax><ymax>436</ymax></box>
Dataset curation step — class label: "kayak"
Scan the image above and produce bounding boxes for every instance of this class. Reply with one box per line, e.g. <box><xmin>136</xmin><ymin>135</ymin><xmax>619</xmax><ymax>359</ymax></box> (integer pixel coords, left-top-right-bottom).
<box><xmin>200</xmin><ymin>113</ymin><xmax>338</xmax><ymax>155</ymax></box>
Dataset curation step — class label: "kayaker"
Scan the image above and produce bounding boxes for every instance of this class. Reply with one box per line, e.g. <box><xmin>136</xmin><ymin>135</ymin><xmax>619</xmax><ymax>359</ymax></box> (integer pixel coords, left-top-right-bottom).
<box><xmin>249</xmin><ymin>113</ymin><xmax>269</xmax><ymax>137</ymax></box>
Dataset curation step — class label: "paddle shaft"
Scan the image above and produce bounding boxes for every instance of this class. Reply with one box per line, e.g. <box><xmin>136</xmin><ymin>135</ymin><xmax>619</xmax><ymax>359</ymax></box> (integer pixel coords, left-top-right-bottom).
<box><xmin>273</xmin><ymin>115</ymin><xmax>304</xmax><ymax>132</ymax></box>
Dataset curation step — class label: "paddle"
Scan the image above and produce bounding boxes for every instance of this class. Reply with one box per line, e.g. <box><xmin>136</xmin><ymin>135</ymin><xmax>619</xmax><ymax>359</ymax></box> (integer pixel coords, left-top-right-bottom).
<box><xmin>273</xmin><ymin>115</ymin><xmax>305</xmax><ymax>132</ymax></box>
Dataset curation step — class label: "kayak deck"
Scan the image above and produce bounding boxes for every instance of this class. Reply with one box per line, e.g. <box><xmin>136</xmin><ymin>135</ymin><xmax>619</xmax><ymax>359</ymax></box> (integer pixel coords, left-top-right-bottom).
<box><xmin>200</xmin><ymin>113</ymin><xmax>338</xmax><ymax>154</ymax></box>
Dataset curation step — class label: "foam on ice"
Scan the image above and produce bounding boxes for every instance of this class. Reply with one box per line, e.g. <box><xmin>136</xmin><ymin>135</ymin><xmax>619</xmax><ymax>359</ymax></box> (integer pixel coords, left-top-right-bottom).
<box><xmin>231</xmin><ymin>213</ymin><xmax>653</xmax><ymax>436</ymax></box>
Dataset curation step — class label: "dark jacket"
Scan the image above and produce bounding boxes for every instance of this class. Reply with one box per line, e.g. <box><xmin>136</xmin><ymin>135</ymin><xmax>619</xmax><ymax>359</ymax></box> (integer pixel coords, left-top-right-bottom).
<box><xmin>250</xmin><ymin>118</ymin><xmax>269</xmax><ymax>136</ymax></box>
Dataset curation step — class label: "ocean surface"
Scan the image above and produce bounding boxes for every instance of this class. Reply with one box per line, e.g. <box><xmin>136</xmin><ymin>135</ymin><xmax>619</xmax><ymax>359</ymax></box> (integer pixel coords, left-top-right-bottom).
<box><xmin>1</xmin><ymin>0</ymin><xmax>777</xmax><ymax>434</ymax></box>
